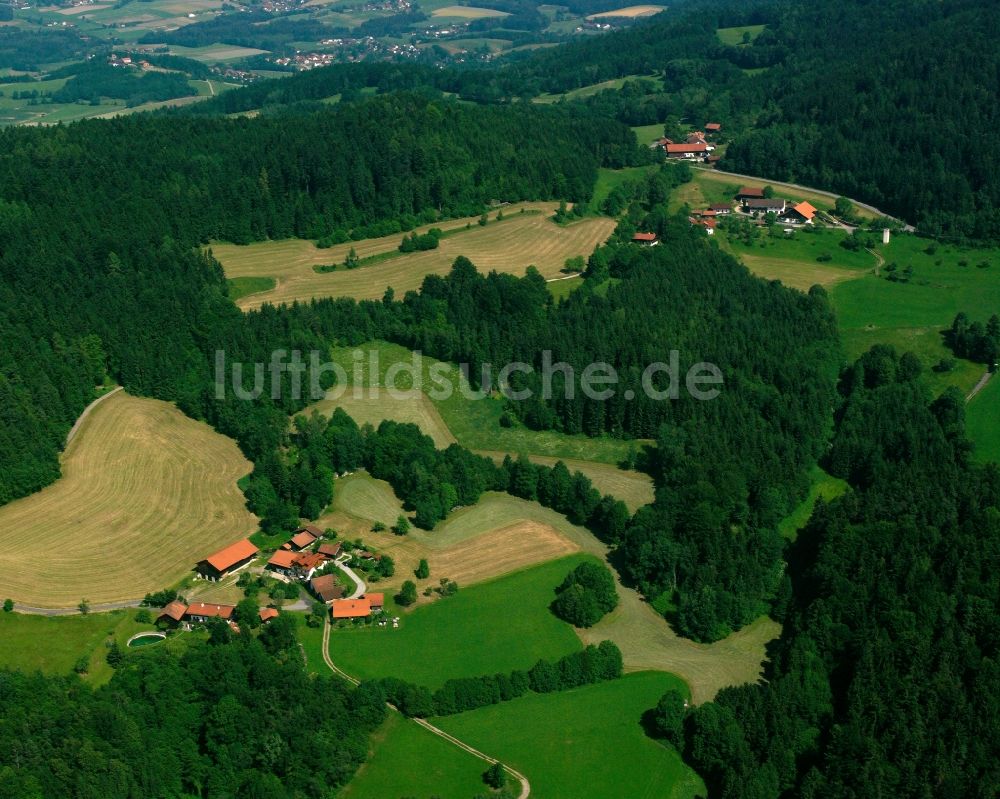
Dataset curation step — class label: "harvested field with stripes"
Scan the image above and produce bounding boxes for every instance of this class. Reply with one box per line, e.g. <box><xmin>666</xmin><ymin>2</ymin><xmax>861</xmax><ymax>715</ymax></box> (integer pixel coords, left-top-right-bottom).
<box><xmin>0</xmin><ymin>391</ymin><xmax>257</xmax><ymax>608</ymax></box>
<box><xmin>212</xmin><ymin>203</ymin><xmax>615</xmax><ymax>308</ymax></box>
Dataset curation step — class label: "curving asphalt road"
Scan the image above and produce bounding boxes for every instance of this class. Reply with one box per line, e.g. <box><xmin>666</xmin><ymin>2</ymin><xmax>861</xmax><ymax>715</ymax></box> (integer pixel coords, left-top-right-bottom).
<box><xmin>692</xmin><ymin>165</ymin><xmax>916</xmax><ymax>232</ymax></box>
<box><xmin>333</xmin><ymin>555</ymin><xmax>367</xmax><ymax>599</ymax></box>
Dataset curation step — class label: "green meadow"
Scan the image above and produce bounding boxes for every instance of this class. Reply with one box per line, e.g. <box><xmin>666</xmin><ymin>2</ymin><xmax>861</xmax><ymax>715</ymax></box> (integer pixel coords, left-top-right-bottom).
<box><xmin>321</xmin><ymin>340</ymin><xmax>637</xmax><ymax>465</ymax></box>
<box><xmin>227</xmin><ymin>276</ymin><xmax>276</xmax><ymax>302</ymax></box>
<box><xmin>967</xmin><ymin>376</ymin><xmax>1000</xmax><ymax>464</ymax></box>
<box><xmin>779</xmin><ymin>467</ymin><xmax>849</xmax><ymax>540</ymax></box>
<box><xmin>329</xmin><ymin>555</ymin><xmax>589</xmax><ymax>689</ymax></box>
<box><xmin>0</xmin><ymin>609</ymin><xmax>158</xmax><ymax>685</ymax></box>
<box><xmin>436</xmin><ymin>671</ymin><xmax>705</xmax><ymax>799</ymax></box>
<box><xmin>593</xmin><ymin>164</ymin><xmax>658</xmax><ymax>208</ymax></box>
<box><xmin>831</xmin><ymin>234</ymin><xmax>1000</xmax><ymax>395</ymax></box>
<box><xmin>716</xmin><ymin>24</ymin><xmax>766</xmax><ymax>46</ymax></box>
<box><xmin>337</xmin><ymin>712</ymin><xmax>487</xmax><ymax>799</ymax></box>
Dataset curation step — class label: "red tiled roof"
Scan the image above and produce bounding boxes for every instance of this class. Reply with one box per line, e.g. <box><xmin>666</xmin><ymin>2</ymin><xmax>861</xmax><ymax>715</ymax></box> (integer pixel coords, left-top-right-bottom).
<box><xmin>259</xmin><ymin>607</ymin><xmax>279</xmax><ymax>622</ymax></box>
<box><xmin>268</xmin><ymin>549</ymin><xmax>298</xmax><ymax>569</ymax></box>
<box><xmin>632</xmin><ymin>232</ymin><xmax>658</xmax><ymax>242</ymax></box>
<box><xmin>204</xmin><ymin>539</ymin><xmax>258</xmax><ymax>572</ymax></box>
<box><xmin>317</xmin><ymin>542</ymin><xmax>341</xmax><ymax>558</ymax></box>
<box><xmin>665</xmin><ymin>143</ymin><xmax>708</xmax><ymax>153</ymax></box>
<box><xmin>791</xmin><ymin>201</ymin><xmax>818</xmax><ymax>220</ymax></box>
<box><xmin>705</xmin><ymin>122</ymin><xmax>722</xmax><ymax>131</ymax></box>
<box><xmin>311</xmin><ymin>573</ymin><xmax>344</xmax><ymax>602</ymax></box>
<box><xmin>185</xmin><ymin>602</ymin><xmax>235</xmax><ymax>620</ymax></box>
<box><xmin>298</xmin><ymin>525</ymin><xmax>324</xmax><ymax>537</ymax></box>
<box><xmin>289</xmin><ymin>530</ymin><xmax>317</xmax><ymax>549</ymax></box>
<box><xmin>295</xmin><ymin>552</ymin><xmax>326</xmax><ymax>572</ymax></box>
<box><xmin>331</xmin><ymin>598</ymin><xmax>371</xmax><ymax>618</ymax></box>
<box><xmin>158</xmin><ymin>600</ymin><xmax>187</xmax><ymax>622</ymax></box>
<box><xmin>365</xmin><ymin>592</ymin><xmax>385</xmax><ymax>608</ymax></box>
<box><xmin>710</xmin><ymin>204</ymin><xmax>731</xmax><ymax>211</ymax></box>
<box><xmin>737</xmin><ymin>187</ymin><xmax>765</xmax><ymax>198</ymax></box>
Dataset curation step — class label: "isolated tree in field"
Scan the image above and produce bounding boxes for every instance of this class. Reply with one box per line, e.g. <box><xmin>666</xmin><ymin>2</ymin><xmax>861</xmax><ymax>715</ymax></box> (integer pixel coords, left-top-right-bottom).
<box><xmin>2</xmin><ymin>598</ymin><xmax>12</xmax><ymax>612</ymax></box>
<box><xmin>372</xmin><ymin>521</ymin><xmax>386</xmax><ymax>532</ymax></box>
<box><xmin>479</xmin><ymin>212</ymin><xmax>488</xmax><ymax>226</ymax></box>
<box><xmin>344</xmin><ymin>247</ymin><xmax>359</xmax><ymax>269</ymax></box>
<box><xmin>73</xmin><ymin>656</ymin><xmax>89</xmax><ymax>675</ymax></box>
<box><xmin>651</xmin><ymin>688</ymin><xmax>687</xmax><ymax>749</ymax></box>
<box><xmin>551</xmin><ymin>561</ymin><xmax>618</xmax><ymax>627</ymax></box>
<box><xmin>396</xmin><ymin>580</ymin><xmax>417</xmax><ymax>607</ymax></box>
<box><xmin>415</xmin><ymin>558</ymin><xmax>430</xmax><ymax>579</ymax></box>
<box><xmin>78</xmin><ymin>598</ymin><xmax>90</xmax><ymax>615</ymax></box>
<box><xmin>134</xmin><ymin>609</ymin><xmax>152</xmax><ymax>624</ymax></box>
<box><xmin>377</xmin><ymin>554</ymin><xmax>395</xmax><ymax>578</ymax></box>
<box><xmin>393</xmin><ymin>515</ymin><xmax>410</xmax><ymax>535</ymax></box>
<box><xmin>484</xmin><ymin>761</ymin><xmax>507</xmax><ymax>789</ymax></box>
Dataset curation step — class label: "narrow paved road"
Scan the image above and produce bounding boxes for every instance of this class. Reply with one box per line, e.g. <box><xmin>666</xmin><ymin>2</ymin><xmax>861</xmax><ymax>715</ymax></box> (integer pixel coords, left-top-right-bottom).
<box><xmin>66</xmin><ymin>386</ymin><xmax>122</xmax><ymax>447</ymax></box>
<box><xmin>967</xmin><ymin>371</ymin><xmax>993</xmax><ymax>403</ymax></box>
<box><xmin>320</xmin><ymin>617</ymin><xmax>531</xmax><ymax>798</ymax></box>
<box><xmin>692</xmin><ymin>165</ymin><xmax>915</xmax><ymax>231</ymax></box>
<box><xmin>334</xmin><ymin>555</ymin><xmax>366</xmax><ymax>599</ymax></box>
<box><xmin>866</xmin><ymin>247</ymin><xmax>885</xmax><ymax>276</ymax></box>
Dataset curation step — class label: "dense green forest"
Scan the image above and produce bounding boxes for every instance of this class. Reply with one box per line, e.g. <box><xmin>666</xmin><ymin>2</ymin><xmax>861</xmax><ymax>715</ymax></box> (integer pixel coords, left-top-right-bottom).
<box><xmin>199</xmin><ymin>0</ymin><xmax>1000</xmax><ymax>241</ymax></box>
<box><xmin>51</xmin><ymin>63</ymin><xmax>195</xmax><ymax>107</ymax></box>
<box><xmin>0</xmin><ymin>618</ymin><xmax>388</xmax><ymax>798</ymax></box>
<box><xmin>664</xmin><ymin>347</ymin><xmax>1000</xmax><ymax>797</ymax></box>
<box><xmin>243</xmin><ymin>219</ymin><xmax>839</xmax><ymax>641</ymax></box>
<box><xmin>0</xmin><ymin>95</ymin><xmax>635</xmax><ymax>506</ymax></box>
<box><xmin>0</xmin><ymin>90</ymin><xmax>837</xmax><ymax>641</ymax></box>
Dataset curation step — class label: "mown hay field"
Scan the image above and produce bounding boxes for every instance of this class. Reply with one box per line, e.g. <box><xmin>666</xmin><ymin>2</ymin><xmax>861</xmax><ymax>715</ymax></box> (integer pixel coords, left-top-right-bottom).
<box><xmin>431</xmin><ymin>4</ymin><xmax>508</xmax><ymax>17</ymax></box>
<box><xmin>0</xmin><ymin>391</ymin><xmax>257</xmax><ymax>607</ymax></box>
<box><xmin>587</xmin><ymin>4</ymin><xmax>665</xmax><ymax>17</ymax></box>
<box><xmin>212</xmin><ymin>203</ymin><xmax>615</xmax><ymax>308</ymax></box>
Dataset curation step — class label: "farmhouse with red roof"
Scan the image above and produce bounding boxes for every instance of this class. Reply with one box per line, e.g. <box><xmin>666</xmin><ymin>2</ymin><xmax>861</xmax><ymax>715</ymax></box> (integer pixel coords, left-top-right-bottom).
<box><xmin>197</xmin><ymin>538</ymin><xmax>259</xmax><ymax>581</ymax></box>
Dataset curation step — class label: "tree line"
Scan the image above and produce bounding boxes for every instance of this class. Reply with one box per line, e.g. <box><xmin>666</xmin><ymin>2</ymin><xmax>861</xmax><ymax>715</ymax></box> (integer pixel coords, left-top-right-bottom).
<box><xmin>0</xmin><ymin>94</ymin><xmax>636</xmax><ymax>507</ymax></box>
<box><xmin>0</xmin><ymin>618</ymin><xmax>388</xmax><ymax>799</ymax></box>
<box><xmin>368</xmin><ymin>640</ymin><xmax>624</xmax><ymax>718</ymax></box>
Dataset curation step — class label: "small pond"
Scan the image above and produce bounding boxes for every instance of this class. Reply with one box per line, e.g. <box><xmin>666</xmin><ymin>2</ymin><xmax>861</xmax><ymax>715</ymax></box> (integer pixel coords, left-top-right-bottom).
<box><xmin>127</xmin><ymin>632</ymin><xmax>166</xmax><ymax>648</ymax></box>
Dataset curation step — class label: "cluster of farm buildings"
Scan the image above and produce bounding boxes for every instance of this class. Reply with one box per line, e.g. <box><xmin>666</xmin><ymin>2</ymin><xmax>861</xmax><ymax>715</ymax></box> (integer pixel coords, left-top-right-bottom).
<box><xmin>157</xmin><ymin>526</ymin><xmax>387</xmax><ymax>629</ymax></box>
<box><xmin>651</xmin><ymin>122</ymin><xmax>724</xmax><ymax>163</ymax></box>
<box><xmin>633</xmin><ymin>186</ymin><xmax>819</xmax><ymax>244</ymax></box>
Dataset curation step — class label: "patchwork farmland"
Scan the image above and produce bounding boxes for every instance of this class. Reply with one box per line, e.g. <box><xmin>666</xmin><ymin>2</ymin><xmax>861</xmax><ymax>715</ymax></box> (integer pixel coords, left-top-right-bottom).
<box><xmin>0</xmin><ymin>391</ymin><xmax>257</xmax><ymax>608</ymax></box>
<box><xmin>213</xmin><ymin>203</ymin><xmax>615</xmax><ymax>308</ymax></box>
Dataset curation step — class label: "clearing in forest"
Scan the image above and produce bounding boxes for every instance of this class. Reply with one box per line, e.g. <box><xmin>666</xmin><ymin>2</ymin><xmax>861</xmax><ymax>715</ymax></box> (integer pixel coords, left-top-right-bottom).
<box><xmin>302</xmin><ymin>340</ymin><xmax>641</xmax><ymax>467</ymax></box>
<box><xmin>0</xmin><ymin>391</ymin><xmax>257</xmax><ymax>607</ymax></box>
<box><xmin>213</xmin><ymin>202</ymin><xmax>615</xmax><ymax>308</ymax></box>
<box><xmin>431</xmin><ymin>4</ymin><xmax>508</xmax><ymax>17</ymax></box>
<box><xmin>587</xmin><ymin>5</ymin><xmax>665</xmax><ymax>17</ymax></box>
